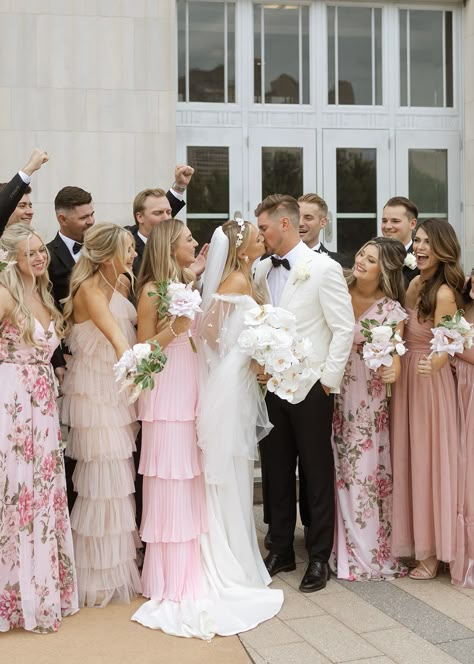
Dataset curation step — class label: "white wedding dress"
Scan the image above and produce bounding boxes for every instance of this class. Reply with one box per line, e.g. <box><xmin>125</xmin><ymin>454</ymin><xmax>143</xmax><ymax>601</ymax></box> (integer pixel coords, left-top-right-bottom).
<box><xmin>131</xmin><ymin>293</ymin><xmax>283</xmax><ymax>638</ymax></box>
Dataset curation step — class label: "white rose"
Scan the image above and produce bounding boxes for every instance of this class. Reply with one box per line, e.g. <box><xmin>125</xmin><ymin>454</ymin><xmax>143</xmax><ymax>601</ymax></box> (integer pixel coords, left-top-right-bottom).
<box><xmin>457</xmin><ymin>316</ymin><xmax>472</xmax><ymax>333</ymax></box>
<box><xmin>404</xmin><ymin>253</ymin><xmax>417</xmax><ymax>270</ymax></box>
<box><xmin>238</xmin><ymin>329</ymin><xmax>257</xmax><ymax>355</ymax></box>
<box><xmin>133</xmin><ymin>343</ymin><xmax>152</xmax><ymax>363</ymax></box>
<box><xmin>293</xmin><ymin>261</ymin><xmax>311</xmax><ymax>283</ymax></box>
<box><xmin>395</xmin><ymin>342</ymin><xmax>406</xmax><ymax>356</ymax></box>
<box><xmin>370</xmin><ymin>325</ymin><xmax>393</xmax><ymax>345</ymax></box>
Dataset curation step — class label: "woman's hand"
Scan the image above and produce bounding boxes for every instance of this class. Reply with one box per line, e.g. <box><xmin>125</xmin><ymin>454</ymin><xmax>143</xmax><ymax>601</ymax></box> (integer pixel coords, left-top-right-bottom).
<box><xmin>379</xmin><ymin>355</ymin><xmax>401</xmax><ymax>384</ymax></box>
<box><xmin>417</xmin><ymin>352</ymin><xmax>448</xmax><ymax>377</ymax></box>
<box><xmin>170</xmin><ymin>315</ymin><xmax>192</xmax><ymax>336</ymax></box>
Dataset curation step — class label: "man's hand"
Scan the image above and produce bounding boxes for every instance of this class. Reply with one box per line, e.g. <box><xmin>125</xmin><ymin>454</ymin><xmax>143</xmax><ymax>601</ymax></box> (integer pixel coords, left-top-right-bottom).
<box><xmin>321</xmin><ymin>383</ymin><xmax>331</xmax><ymax>396</ymax></box>
<box><xmin>190</xmin><ymin>243</ymin><xmax>209</xmax><ymax>277</ymax></box>
<box><xmin>22</xmin><ymin>148</ymin><xmax>49</xmax><ymax>176</ymax></box>
<box><xmin>174</xmin><ymin>165</ymin><xmax>195</xmax><ymax>190</ymax></box>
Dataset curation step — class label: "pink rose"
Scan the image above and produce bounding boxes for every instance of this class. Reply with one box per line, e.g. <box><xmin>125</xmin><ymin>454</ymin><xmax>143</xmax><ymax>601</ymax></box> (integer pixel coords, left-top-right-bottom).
<box><xmin>41</xmin><ymin>454</ymin><xmax>55</xmax><ymax>482</ymax></box>
<box><xmin>18</xmin><ymin>485</ymin><xmax>34</xmax><ymax>529</ymax></box>
<box><xmin>0</xmin><ymin>589</ymin><xmax>19</xmax><ymax>622</ymax></box>
<box><xmin>376</xmin><ymin>410</ymin><xmax>389</xmax><ymax>432</ymax></box>
<box><xmin>369</xmin><ymin>376</ymin><xmax>384</xmax><ymax>399</ymax></box>
<box><xmin>33</xmin><ymin>375</ymin><xmax>50</xmax><ymax>402</ymax></box>
<box><xmin>376</xmin><ymin>477</ymin><xmax>392</xmax><ymax>499</ymax></box>
<box><xmin>361</xmin><ymin>439</ymin><xmax>373</xmax><ymax>451</ymax></box>
<box><xmin>53</xmin><ymin>489</ymin><xmax>67</xmax><ymax>515</ymax></box>
<box><xmin>23</xmin><ymin>435</ymin><xmax>34</xmax><ymax>462</ymax></box>
<box><xmin>332</xmin><ymin>409</ymin><xmax>343</xmax><ymax>437</ymax></box>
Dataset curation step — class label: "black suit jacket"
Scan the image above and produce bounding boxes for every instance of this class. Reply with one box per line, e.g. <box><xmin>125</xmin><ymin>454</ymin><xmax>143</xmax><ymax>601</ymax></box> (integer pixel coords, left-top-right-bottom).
<box><xmin>125</xmin><ymin>189</ymin><xmax>186</xmax><ymax>277</ymax></box>
<box><xmin>402</xmin><ymin>242</ymin><xmax>419</xmax><ymax>286</ymax></box>
<box><xmin>0</xmin><ymin>173</ymin><xmax>29</xmax><ymax>234</ymax></box>
<box><xmin>46</xmin><ymin>232</ymin><xmax>76</xmax><ymax>309</ymax></box>
<box><xmin>316</xmin><ymin>243</ymin><xmax>353</xmax><ymax>269</ymax></box>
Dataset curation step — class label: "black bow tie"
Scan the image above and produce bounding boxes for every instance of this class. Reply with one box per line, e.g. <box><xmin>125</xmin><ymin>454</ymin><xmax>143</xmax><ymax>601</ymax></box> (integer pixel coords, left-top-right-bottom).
<box><xmin>72</xmin><ymin>242</ymin><xmax>82</xmax><ymax>255</ymax></box>
<box><xmin>270</xmin><ymin>256</ymin><xmax>290</xmax><ymax>270</ymax></box>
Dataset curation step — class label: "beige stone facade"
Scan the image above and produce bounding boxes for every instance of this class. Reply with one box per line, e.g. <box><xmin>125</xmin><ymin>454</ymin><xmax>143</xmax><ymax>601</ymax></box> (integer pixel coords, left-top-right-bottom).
<box><xmin>465</xmin><ymin>0</ymin><xmax>474</xmax><ymax>270</ymax></box>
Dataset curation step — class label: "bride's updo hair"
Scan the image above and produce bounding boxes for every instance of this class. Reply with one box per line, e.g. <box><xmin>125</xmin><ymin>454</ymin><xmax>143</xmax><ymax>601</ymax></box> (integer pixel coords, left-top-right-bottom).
<box><xmin>62</xmin><ymin>223</ymin><xmax>134</xmax><ymax>334</ymax></box>
<box><xmin>137</xmin><ymin>218</ymin><xmax>195</xmax><ymax>298</ymax></box>
<box><xmin>0</xmin><ymin>223</ymin><xmax>65</xmax><ymax>344</ymax></box>
<box><xmin>220</xmin><ymin>219</ymin><xmax>264</xmax><ymax>303</ymax></box>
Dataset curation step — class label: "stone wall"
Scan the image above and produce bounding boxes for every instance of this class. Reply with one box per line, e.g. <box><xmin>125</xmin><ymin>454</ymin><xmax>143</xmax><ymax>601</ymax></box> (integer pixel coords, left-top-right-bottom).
<box><xmin>0</xmin><ymin>0</ymin><xmax>176</xmax><ymax>241</ymax></box>
<box><xmin>465</xmin><ymin>0</ymin><xmax>474</xmax><ymax>271</ymax></box>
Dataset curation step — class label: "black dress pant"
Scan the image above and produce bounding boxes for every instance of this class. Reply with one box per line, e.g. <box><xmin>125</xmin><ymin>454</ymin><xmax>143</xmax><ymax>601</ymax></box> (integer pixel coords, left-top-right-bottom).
<box><xmin>259</xmin><ymin>381</ymin><xmax>335</xmax><ymax>561</ymax></box>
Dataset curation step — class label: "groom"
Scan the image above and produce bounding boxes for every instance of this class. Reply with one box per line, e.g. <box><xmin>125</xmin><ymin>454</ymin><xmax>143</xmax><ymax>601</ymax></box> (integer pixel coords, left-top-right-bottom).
<box><xmin>255</xmin><ymin>194</ymin><xmax>354</xmax><ymax>592</ymax></box>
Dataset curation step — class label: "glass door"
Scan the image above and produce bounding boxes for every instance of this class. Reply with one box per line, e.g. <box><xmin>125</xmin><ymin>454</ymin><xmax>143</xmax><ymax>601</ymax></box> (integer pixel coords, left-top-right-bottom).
<box><xmin>395</xmin><ymin>131</ymin><xmax>461</xmax><ymax>237</ymax></box>
<box><xmin>322</xmin><ymin>130</ymin><xmax>390</xmax><ymax>262</ymax></box>
<box><xmin>248</xmin><ymin>128</ymin><xmax>317</xmax><ymax>219</ymax></box>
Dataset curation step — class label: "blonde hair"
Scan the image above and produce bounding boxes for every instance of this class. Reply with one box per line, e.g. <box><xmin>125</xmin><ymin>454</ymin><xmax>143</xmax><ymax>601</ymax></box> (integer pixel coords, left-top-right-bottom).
<box><xmin>62</xmin><ymin>223</ymin><xmax>134</xmax><ymax>334</ymax></box>
<box><xmin>0</xmin><ymin>223</ymin><xmax>65</xmax><ymax>344</ymax></box>
<box><xmin>137</xmin><ymin>218</ymin><xmax>194</xmax><ymax>297</ymax></box>
<box><xmin>220</xmin><ymin>220</ymin><xmax>264</xmax><ymax>303</ymax></box>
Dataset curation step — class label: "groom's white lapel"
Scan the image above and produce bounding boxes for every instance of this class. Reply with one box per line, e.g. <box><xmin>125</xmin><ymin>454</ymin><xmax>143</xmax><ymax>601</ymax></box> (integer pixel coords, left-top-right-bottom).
<box><xmin>279</xmin><ymin>255</ymin><xmax>313</xmax><ymax>309</ymax></box>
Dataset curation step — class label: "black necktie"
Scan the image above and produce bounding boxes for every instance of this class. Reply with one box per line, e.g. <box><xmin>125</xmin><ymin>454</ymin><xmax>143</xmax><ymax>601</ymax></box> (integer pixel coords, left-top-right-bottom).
<box><xmin>72</xmin><ymin>242</ymin><xmax>82</xmax><ymax>255</ymax></box>
<box><xmin>270</xmin><ymin>256</ymin><xmax>290</xmax><ymax>270</ymax></box>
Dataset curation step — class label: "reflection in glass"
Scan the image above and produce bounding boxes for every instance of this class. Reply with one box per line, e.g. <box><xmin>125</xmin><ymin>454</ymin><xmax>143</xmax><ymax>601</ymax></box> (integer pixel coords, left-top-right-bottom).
<box><xmin>186</xmin><ymin>147</ymin><xmax>229</xmax><ymax>214</ymax></box>
<box><xmin>336</xmin><ymin>149</ymin><xmax>377</xmax><ymax>213</ymax></box>
<box><xmin>187</xmin><ymin>219</ymin><xmax>223</xmax><ymax>249</ymax></box>
<box><xmin>178</xmin><ymin>1</ymin><xmax>235</xmax><ymax>103</ymax></box>
<box><xmin>337</xmin><ymin>218</ymin><xmax>376</xmax><ymax>258</ymax></box>
<box><xmin>262</xmin><ymin>148</ymin><xmax>303</xmax><ymax>200</ymax></box>
<box><xmin>399</xmin><ymin>10</ymin><xmax>453</xmax><ymax>108</ymax></box>
<box><xmin>328</xmin><ymin>7</ymin><xmax>382</xmax><ymax>106</ymax></box>
<box><xmin>254</xmin><ymin>5</ymin><xmax>309</xmax><ymax>104</ymax></box>
<box><xmin>409</xmin><ymin>149</ymin><xmax>448</xmax><ymax>216</ymax></box>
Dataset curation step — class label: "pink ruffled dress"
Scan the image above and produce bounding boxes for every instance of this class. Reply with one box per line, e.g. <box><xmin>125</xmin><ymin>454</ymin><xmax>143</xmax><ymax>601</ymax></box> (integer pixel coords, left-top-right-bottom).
<box><xmin>137</xmin><ymin>326</ymin><xmax>207</xmax><ymax>601</ymax></box>
<box><xmin>61</xmin><ymin>291</ymin><xmax>142</xmax><ymax>607</ymax></box>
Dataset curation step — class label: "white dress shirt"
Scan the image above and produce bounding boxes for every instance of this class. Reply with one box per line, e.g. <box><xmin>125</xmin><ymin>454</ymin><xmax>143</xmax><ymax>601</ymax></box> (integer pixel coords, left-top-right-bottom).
<box><xmin>59</xmin><ymin>231</ymin><xmax>81</xmax><ymax>262</ymax></box>
<box><xmin>18</xmin><ymin>170</ymin><xmax>31</xmax><ymax>184</ymax></box>
<box><xmin>137</xmin><ymin>230</ymin><xmax>148</xmax><ymax>245</ymax></box>
<box><xmin>267</xmin><ymin>241</ymin><xmax>307</xmax><ymax>306</ymax></box>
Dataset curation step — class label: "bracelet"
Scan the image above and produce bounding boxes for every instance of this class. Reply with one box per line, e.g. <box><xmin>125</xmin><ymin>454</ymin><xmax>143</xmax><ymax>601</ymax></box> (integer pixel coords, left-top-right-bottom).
<box><xmin>172</xmin><ymin>181</ymin><xmax>186</xmax><ymax>194</ymax></box>
<box><xmin>168</xmin><ymin>319</ymin><xmax>178</xmax><ymax>337</ymax></box>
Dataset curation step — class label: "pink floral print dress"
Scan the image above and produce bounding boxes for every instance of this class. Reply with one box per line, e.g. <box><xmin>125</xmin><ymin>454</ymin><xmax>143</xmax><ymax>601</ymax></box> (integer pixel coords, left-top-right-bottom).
<box><xmin>0</xmin><ymin>318</ymin><xmax>78</xmax><ymax>633</ymax></box>
<box><xmin>330</xmin><ymin>298</ymin><xmax>407</xmax><ymax>581</ymax></box>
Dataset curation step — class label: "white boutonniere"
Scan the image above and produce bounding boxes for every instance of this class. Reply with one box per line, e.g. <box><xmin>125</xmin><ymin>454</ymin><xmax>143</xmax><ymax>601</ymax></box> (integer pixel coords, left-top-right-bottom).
<box><xmin>404</xmin><ymin>253</ymin><xmax>417</xmax><ymax>270</ymax></box>
<box><xmin>293</xmin><ymin>261</ymin><xmax>311</xmax><ymax>284</ymax></box>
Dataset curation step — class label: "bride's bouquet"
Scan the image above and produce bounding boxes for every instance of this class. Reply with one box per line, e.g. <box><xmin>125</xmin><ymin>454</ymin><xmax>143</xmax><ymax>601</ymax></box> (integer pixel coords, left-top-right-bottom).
<box><xmin>237</xmin><ymin>304</ymin><xmax>317</xmax><ymax>403</ymax></box>
<box><xmin>113</xmin><ymin>341</ymin><xmax>167</xmax><ymax>403</ymax></box>
<box><xmin>148</xmin><ymin>280</ymin><xmax>202</xmax><ymax>352</ymax></box>
<box><xmin>360</xmin><ymin>318</ymin><xmax>407</xmax><ymax>398</ymax></box>
<box><xmin>429</xmin><ymin>309</ymin><xmax>474</xmax><ymax>357</ymax></box>
<box><xmin>0</xmin><ymin>249</ymin><xmax>16</xmax><ymax>273</ymax></box>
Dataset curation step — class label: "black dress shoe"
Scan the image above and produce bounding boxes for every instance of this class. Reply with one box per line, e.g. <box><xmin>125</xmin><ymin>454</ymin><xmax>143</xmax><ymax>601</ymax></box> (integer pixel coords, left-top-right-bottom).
<box><xmin>264</xmin><ymin>529</ymin><xmax>272</xmax><ymax>551</ymax></box>
<box><xmin>264</xmin><ymin>552</ymin><xmax>296</xmax><ymax>577</ymax></box>
<box><xmin>299</xmin><ymin>561</ymin><xmax>330</xmax><ymax>593</ymax></box>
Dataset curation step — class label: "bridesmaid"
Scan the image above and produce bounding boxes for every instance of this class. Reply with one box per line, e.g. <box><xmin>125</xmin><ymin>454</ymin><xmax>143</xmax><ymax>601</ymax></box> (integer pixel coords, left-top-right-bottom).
<box><xmin>0</xmin><ymin>224</ymin><xmax>78</xmax><ymax>632</ymax></box>
<box><xmin>331</xmin><ymin>237</ymin><xmax>407</xmax><ymax>580</ymax></box>
<box><xmin>132</xmin><ymin>220</ymin><xmax>208</xmax><ymax>621</ymax></box>
<box><xmin>61</xmin><ymin>223</ymin><xmax>142</xmax><ymax>607</ymax></box>
<box><xmin>391</xmin><ymin>218</ymin><xmax>465</xmax><ymax>579</ymax></box>
<box><xmin>451</xmin><ymin>268</ymin><xmax>474</xmax><ymax>588</ymax></box>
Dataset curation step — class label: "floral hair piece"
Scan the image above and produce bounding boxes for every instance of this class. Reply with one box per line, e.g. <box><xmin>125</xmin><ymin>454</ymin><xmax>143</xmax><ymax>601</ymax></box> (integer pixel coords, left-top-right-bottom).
<box><xmin>234</xmin><ymin>211</ymin><xmax>245</xmax><ymax>248</ymax></box>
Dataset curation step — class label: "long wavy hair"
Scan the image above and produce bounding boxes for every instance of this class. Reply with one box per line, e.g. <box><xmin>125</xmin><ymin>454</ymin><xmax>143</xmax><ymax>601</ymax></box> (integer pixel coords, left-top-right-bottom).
<box><xmin>220</xmin><ymin>220</ymin><xmax>264</xmax><ymax>304</ymax></box>
<box><xmin>136</xmin><ymin>219</ymin><xmax>194</xmax><ymax>298</ymax></box>
<box><xmin>347</xmin><ymin>237</ymin><xmax>407</xmax><ymax>306</ymax></box>
<box><xmin>62</xmin><ymin>223</ymin><xmax>134</xmax><ymax>335</ymax></box>
<box><xmin>0</xmin><ymin>223</ymin><xmax>65</xmax><ymax>344</ymax></box>
<box><xmin>415</xmin><ymin>218</ymin><xmax>465</xmax><ymax>321</ymax></box>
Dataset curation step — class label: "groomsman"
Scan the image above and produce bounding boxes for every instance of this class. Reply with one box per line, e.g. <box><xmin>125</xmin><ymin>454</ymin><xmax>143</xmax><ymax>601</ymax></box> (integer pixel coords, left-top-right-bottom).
<box><xmin>255</xmin><ymin>194</ymin><xmax>354</xmax><ymax>592</ymax></box>
<box><xmin>381</xmin><ymin>196</ymin><xmax>419</xmax><ymax>285</ymax></box>
<box><xmin>298</xmin><ymin>193</ymin><xmax>352</xmax><ymax>268</ymax></box>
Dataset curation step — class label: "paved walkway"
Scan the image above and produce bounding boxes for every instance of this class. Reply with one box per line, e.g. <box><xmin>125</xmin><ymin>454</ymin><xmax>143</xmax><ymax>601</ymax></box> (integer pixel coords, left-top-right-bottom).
<box><xmin>241</xmin><ymin>506</ymin><xmax>474</xmax><ymax>664</ymax></box>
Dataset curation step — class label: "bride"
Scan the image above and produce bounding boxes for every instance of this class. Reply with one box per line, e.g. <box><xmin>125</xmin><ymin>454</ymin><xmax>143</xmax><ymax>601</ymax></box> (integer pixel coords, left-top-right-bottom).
<box><xmin>132</xmin><ymin>218</ymin><xmax>283</xmax><ymax>638</ymax></box>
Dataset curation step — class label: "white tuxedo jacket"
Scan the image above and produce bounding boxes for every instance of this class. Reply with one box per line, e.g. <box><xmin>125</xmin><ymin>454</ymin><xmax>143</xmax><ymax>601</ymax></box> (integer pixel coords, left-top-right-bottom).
<box><xmin>255</xmin><ymin>244</ymin><xmax>354</xmax><ymax>396</ymax></box>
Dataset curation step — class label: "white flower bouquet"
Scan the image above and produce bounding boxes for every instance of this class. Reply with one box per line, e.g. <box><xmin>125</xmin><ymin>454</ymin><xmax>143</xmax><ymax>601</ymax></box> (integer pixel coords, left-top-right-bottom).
<box><xmin>113</xmin><ymin>341</ymin><xmax>167</xmax><ymax>403</ymax></box>
<box><xmin>404</xmin><ymin>253</ymin><xmax>417</xmax><ymax>270</ymax></box>
<box><xmin>238</xmin><ymin>304</ymin><xmax>317</xmax><ymax>403</ymax></box>
<box><xmin>148</xmin><ymin>280</ymin><xmax>202</xmax><ymax>352</ymax></box>
<box><xmin>360</xmin><ymin>318</ymin><xmax>407</xmax><ymax>398</ymax></box>
<box><xmin>429</xmin><ymin>309</ymin><xmax>474</xmax><ymax>357</ymax></box>
<box><xmin>0</xmin><ymin>249</ymin><xmax>16</xmax><ymax>273</ymax></box>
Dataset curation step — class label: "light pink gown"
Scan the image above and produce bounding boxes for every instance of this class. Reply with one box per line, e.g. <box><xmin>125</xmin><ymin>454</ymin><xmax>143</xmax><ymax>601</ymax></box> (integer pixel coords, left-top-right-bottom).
<box><xmin>451</xmin><ymin>344</ymin><xmax>474</xmax><ymax>587</ymax></box>
<box><xmin>137</xmin><ymin>326</ymin><xmax>207</xmax><ymax>601</ymax></box>
<box><xmin>61</xmin><ymin>290</ymin><xmax>142</xmax><ymax>607</ymax></box>
<box><xmin>391</xmin><ymin>309</ymin><xmax>457</xmax><ymax>563</ymax></box>
<box><xmin>331</xmin><ymin>298</ymin><xmax>407</xmax><ymax>580</ymax></box>
<box><xmin>0</xmin><ymin>318</ymin><xmax>78</xmax><ymax>633</ymax></box>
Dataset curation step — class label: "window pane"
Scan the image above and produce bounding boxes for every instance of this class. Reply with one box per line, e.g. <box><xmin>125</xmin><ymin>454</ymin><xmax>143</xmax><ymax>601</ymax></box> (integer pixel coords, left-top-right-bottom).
<box><xmin>327</xmin><ymin>6</ymin><xmax>336</xmax><ymax>104</ymax></box>
<box><xmin>228</xmin><ymin>3</ymin><xmax>236</xmax><ymax>103</ymax></box>
<box><xmin>187</xmin><ymin>219</ymin><xmax>223</xmax><ymax>249</ymax></box>
<box><xmin>337</xmin><ymin>218</ymin><xmax>376</xmax><ymax>258</ymax></box>
<box><xmin>399</xmin><ymin>10</ymin><xmax>408</xmax><ymax>106</ymax></box>
<box><xmin>188</xmin><ymin>2</ymin><xmax>225</xmax><ymax>102</ymax></box>
<box><xmin>374</xmin><ymin>9</ymin><xmax>382</xmax><ymax>105</ymax></box>
<box><xmin>263</xmin><ymin>6</ymin><xmax>300</xmax><ymax>104</ymax></box>
<box><xmin>177</xmin><ymin>0</ymin><xmax>186</xmax><ymax>101</ymax></box>
<box><xmin>302</xmin><ymin>6</ymin><xmax>310</xmax><ymax>105</ymax></box>
<box><xmin>254</xmin><ymin>5</ymin><xmax>262</xmax><ymax>102</ymax></box>
<box><xmin>336</xmin><ymin>148</ymin><xmax>377</xmax><ymax>213</ymax></box>
<box><xmin>337</xmin><ymin>7</ymin><xmax>373</xmax><ymax>105</ymax></box>
<box><xmin>410</xmin><ymin>11</ymin><xmax>444</xmax><ymax>107</ymax></box>
<box><xmin>409</xmin><ymin>149</ymin><xmax>448</xmax><ymax>216</ymax></box>
<box><xmin>445</xmin><ymin>12</ymin><xmax>453</xmax><ymax>107</ymax></box>
<box><xmin>186</xmin><ymin>147</ymin><xmax>229</xmax><ymax>214</ymax></box>
<box><xmin>262</xmin><ymin>148</ymin><xmax>303</xmax><ymax>200</ymax></box>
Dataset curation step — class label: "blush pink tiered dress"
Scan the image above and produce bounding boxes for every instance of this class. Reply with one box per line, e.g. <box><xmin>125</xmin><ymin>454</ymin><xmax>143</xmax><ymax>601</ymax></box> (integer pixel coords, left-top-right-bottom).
<box><xmin>391</xmin><ymin>309</ymin><xmax>458</xmax><ymax>564</ymax></box>
<box><xmin>61</xmin><ymin>290</ymin><xmax>142</xmax><ymax>607</ymax></box>
<box><xmin>0</xmin><ymin>318</ymin><xmax>78</xmax><ymax>633</ymax></box>
<box><xmin>451</xmin><ymin>343</ymin><xmax>474</xmax><ymax>587</ymax></box>
<box><xmin>136</xmin><ymin>327</ymin><xmax>207</xmax><ymax>603</ymax></box>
